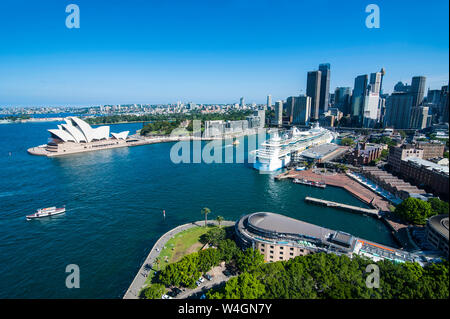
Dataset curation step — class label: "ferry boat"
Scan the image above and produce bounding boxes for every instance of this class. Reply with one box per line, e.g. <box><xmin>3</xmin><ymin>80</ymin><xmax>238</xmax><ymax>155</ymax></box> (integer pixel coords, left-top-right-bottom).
<box><xmin>253</xmin><ymin>123</ymin><xmax>336</xmax><ymax>172</ymax></box>
<box><xmin>293</xmin><ymin>178</ymin><xmax>326</xmax><ymax>188</ymax></box>
<box><xmin>26</xmin><ymin>206</ymin><xmax>66</xmax><ymax>220</ymax></box>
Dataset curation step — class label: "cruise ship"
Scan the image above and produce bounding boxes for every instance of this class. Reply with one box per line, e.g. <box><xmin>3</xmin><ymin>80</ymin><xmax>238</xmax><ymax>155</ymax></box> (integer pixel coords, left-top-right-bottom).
<box><xmin>253</xmin><ymin>123</ymin><xmax>336</xmax><ymax>172</ymax></box>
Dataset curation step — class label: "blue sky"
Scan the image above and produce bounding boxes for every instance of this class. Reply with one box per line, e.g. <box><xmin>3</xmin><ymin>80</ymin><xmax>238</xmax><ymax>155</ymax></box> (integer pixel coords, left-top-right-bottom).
<box><xmin>0</xmin><ymin>0</ymin><xmax>448</xmax><ymax>107</ymax></box>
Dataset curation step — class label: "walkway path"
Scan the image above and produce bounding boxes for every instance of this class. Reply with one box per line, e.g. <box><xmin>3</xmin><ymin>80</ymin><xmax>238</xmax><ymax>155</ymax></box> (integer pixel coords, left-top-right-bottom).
<box><xmin>123</xmin><ymin>220</ymin><xmax>235</xmax><ymax>299</ymax></box>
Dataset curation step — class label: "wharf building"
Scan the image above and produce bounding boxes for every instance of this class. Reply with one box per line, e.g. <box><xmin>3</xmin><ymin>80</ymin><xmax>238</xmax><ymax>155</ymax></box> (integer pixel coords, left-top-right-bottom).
<box><xmin>235</xmin><ymin>212</ymin><xmax>425</xmax><ymax>264</ymax></box>
<box><xmin>360</xmin><ymin>166</ymin><xmax>428</xmax><ymax>200</ymax></box>
<box><xmin>399</xmin><ymin>157</ymin><xmax>449</xmax><ymax>200</ymax></box>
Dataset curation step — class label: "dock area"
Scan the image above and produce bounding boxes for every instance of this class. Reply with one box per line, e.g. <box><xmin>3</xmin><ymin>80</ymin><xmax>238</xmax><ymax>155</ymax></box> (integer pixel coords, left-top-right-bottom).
<box><xmin>276</xmin><ymin>169</ymin><xmax>391</xmax><ymax>212</ymax></box>
<box><xmin>304</xmin><ymin>196</ymin><xmax>380</xmax><ymax>217</ymax></box>
<box><xmin>277</xmin><ymin>169</ymin><xmax>417</xmax><ymax>249</ymax></box>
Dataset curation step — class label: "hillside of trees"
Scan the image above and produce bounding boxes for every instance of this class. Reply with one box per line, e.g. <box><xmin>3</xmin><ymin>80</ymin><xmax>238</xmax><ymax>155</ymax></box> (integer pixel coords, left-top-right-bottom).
<box><xmin>85</xmin><ymin>110</ymin><xmax>253</xmax><ymax>126</ymax></box>
<box><xmin>141</xmin><ymin>227</ymin><xmax>449</xmax><ymax>299</ymax></box>
<box><xmin>207</xmin><ymin>252</ymin><xmax>449</xmax><ymax>299</ymax></box>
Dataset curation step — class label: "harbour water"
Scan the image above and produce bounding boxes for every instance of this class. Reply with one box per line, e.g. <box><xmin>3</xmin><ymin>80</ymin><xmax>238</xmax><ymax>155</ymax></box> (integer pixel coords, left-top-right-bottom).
<box><xmin>0</xmin><ymin>121</ymin><xmax>396</xmax><ymax>298</ymax></box>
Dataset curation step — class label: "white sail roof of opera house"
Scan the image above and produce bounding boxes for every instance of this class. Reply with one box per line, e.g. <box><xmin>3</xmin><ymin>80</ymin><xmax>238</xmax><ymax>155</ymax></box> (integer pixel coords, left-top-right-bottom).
<box><xmin>48</xmin><ymin>117</ymin><xmax>129</xmax><ymax>143</ymax></box>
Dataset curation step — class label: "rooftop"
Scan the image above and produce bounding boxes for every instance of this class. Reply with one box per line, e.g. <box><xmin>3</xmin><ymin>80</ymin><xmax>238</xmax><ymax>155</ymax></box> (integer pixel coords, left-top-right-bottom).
<box><xmin>428</xmin><ymin>214</ymin><xmax>449</xmax><ymax>240</ymax></box>
<box><xmin>247</xmin><ymin>212</ymin><xmax>331</xmax><ymax>241</ymax></box>
<box><xmin>405</xmin><ymin>157</ymin><xmax>449</xmax><ymax>175</ymax></box>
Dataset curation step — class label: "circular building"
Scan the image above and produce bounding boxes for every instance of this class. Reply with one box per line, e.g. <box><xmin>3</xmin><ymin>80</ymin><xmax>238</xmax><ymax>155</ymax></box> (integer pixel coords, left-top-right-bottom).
<box><xmin>426</xmin><ymin>214</ymin><xmax>449</xmax><ymax>256</ymax></box>
<box><xmin>235</xmin><ymin>212</ymin><xmax>357</xmax><ymax>263</ymax></box>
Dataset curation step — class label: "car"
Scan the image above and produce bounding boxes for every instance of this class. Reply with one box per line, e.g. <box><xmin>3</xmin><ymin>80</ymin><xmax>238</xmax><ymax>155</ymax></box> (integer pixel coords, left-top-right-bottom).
<box><xmin>223</xmin><ymin>270</ymin><xmax>231</xmax><ymax>277</ymax></box>
<box><xmin>198</xmin><ymin>277</ymin><xmax>205</xmax><ymax>283</ymax></box>
<box><xmin>200</xmin><ymin>294</ymin><xmax>206</xmax><ymax>299</ymax></box>
<box><xmin>195</xmin><ymin>280</ymin><xmax>201</xmax><ymax>286</ymax></box>
<box><xmin>204</xmin><ymin>274</ymin><xmax>212</xmax><ymax>281</ymax></box>
<box><xmin>161</xmin><ymin>294</ymin><xmax>172</xmax><ymax>299</ymax></box>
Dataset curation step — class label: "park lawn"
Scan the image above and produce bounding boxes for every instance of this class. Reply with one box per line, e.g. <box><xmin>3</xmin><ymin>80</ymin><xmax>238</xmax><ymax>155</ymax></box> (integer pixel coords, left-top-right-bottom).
<box><xmin>144</xmin><ymin>224</ymin><xmax>223</xmax><ymax>286</ymax></box>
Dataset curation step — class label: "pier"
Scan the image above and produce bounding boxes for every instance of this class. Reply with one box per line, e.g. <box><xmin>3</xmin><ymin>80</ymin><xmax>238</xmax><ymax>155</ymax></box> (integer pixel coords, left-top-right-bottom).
<box><xmin>304</xmin><ymin>196</ymin><xmax>380</xmax><ymax>218</ymax></box>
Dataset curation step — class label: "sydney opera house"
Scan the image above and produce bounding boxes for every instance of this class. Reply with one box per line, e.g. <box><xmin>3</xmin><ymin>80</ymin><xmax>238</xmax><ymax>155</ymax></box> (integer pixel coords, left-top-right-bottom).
<box><xmin>28</xmin><ymin>117</ymin><xmax>135</xmax><ymax>157</ymax></box>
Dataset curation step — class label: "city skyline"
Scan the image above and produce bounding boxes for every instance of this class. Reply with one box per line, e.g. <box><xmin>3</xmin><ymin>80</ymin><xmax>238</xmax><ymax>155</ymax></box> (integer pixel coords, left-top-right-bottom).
<box><xmin>0</xmin><ymin>0</ymin><xmax>448</xmax><ymax>107</ymax></box>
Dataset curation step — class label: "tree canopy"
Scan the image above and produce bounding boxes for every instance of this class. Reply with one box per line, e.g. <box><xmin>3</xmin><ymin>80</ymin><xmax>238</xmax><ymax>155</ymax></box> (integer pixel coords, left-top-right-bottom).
<box><xmin>394</xmin><ymin>197</ymin><xmax>436</xmax><ymax>225</ymax></box>
<box><xmin>207</xmin><ymin>253</ymin><xmax>449</xmax><ymax>299</ymax></box>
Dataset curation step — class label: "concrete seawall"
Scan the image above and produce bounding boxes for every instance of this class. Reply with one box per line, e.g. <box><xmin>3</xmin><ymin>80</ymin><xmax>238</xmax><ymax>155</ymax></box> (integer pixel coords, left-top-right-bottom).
<box><xmin>123</xmin><ymin>219</ymin><xmax>235</xmax><ymax>299</ymax></box>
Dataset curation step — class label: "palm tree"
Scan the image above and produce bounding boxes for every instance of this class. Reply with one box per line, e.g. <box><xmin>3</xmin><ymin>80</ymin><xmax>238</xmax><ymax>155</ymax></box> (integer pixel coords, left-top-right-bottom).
<box><xmin>201</xmin><ymin>207</ymin><xmax>211</xmax><ymax>227</ymax></box>
<box><xmin>216</xmin><ymin>215</ymin><xmax>224</xmax><ymax>227</ymax></box>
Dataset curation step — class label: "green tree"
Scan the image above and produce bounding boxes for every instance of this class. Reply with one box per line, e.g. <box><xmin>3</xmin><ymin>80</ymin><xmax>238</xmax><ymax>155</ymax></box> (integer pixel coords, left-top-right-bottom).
<box><xmin>200</xmin><ymin>227</ymin><xmax>226</xmax><ymax>246</ymax></box>
<box><xmin>140</xmin><ymin>283</ymin><xmax>166</xmax><ymax>299</ymax></box>
<box><xmin>380</xmin><ymin>149</ymin><xmax>389</xmax><ymax>160</ymax></box>
<box><xmin>217</xmin><ymin>239</ymin><xmax>239</xmax><ymax>262</ymax></box>
<box><xmin>216</xmin><ymin>215</ymin><xmax>224</xmax><ymax>227</ymax></box>
<box><xmin>340</xmin><ymin>137</ymin><xmax>355</xmax><ymax>146</ymax></box>
<box><xmin>236</xmin><ymin>248</ymin><xmax>264</xmax><ymax>272</ymax></box>
<box><xmin>201</xmin><ymin>207</ymin><xmax>211</xmax><ymax>227</ymax></box>
<box><xmin>427</xmin><ymin>198</ymin><xmax>449</xmax><ymax>215</ymax></box>
<box><xmin>394</xmin><ymin>197</ymin><xmax>435</xmax><ymax>224</ymax></box>
<box><xmin>220</xmin><ymin>273</ymin><xmax>265</xmax><ymax>299</ymax></box>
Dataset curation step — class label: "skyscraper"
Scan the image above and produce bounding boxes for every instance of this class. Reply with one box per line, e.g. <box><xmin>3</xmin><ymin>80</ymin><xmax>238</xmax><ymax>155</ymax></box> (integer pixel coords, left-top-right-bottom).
<box><xmin>410</xmin><ymin>106</ymin><xmax>431</xmax><ymax>129</ymax></box>
<box><xmin>274</xmin><ymin>101</ymin><xmax>283</xmax><ymax>127</ymax></box>
<box><xmin>285</xmin><ymin>96</ymin><xmax>296</xmax><ymax>124</ymax></box>
<box><xmin>306</xmin><ymin>70</ymin><xmax>321</xmax><ymax>120</ymax></box>
<box><xmin>439</xmin><ymin>85</ymin><xmax>449</xmax><ymax>123</ymax></box>
<box><xmin>240</xmin><ymin>97</ymin><xmax>245</xmax><ymax>109</ymax></box>
<box><xmin>266</xmin><ymin>95</ymin><xmax>272</xmax><ymax>110</ymax></box>
<box><xmin>369</xmin><ymin>72</ymin><xmax>382</xmax><ymax>94</ymax></box>
<box><xmin>362</xmin><ymin>91</ymin><xmax>380</xmax><ymax>128</ymax></box>
<box><xmin>318</xmin><ymin>63</ymin><xmax>330</xmax><ymax>114</ymax></box>
<box><xmin>410</xmin><ymin>76</ymin><xmax>426</xmax><ymax>107</ymax></box>
<box><xmin>384</xmin><ymin>92</ymin><xmax>414</xmax><ymax>129</ymax></box>
<box><xmin>351</xmin><ymin>74</ymin><xmax>368</xmax><ymax>125</ymax></box>
<box><xmin>292</xmin><ymin>95</ymin><xmax>311</xmax><ymax>125</ymax></box>
<box><xmin>334</xmin><ymin>87</ymin><xmax>352</xmax><ymax>115</ymax></box>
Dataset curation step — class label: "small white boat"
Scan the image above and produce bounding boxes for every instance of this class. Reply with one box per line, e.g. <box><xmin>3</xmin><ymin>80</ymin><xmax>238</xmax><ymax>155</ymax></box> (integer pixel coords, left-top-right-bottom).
<box><xmin>293</xmin><ymin>178</ymin><xmax>326</xmax><ymax>188</ymax></box>
<box><xmin>295</xmin><ymin>166</ymin><xmax>306</xmax><ymax>171</ymax></box>
<box><xmin>26</xmin><ymin>206</ymin><xmax>66</xmax><ymax>220</ymax></box>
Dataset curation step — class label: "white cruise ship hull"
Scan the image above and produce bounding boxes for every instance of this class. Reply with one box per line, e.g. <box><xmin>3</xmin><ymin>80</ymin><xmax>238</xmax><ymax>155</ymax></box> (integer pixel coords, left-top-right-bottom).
<box><xmin>253</xmin><ymin>154</ymin><xmax>291</xmax><ymax>172</ymax></box>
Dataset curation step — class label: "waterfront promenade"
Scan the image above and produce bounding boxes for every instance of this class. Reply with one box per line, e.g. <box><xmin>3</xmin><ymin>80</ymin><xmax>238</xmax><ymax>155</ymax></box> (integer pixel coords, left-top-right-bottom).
<box><xmin>123</xmin><ymin>219</ymin><xmax>235</xmax><ymax>299</ymax></box>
